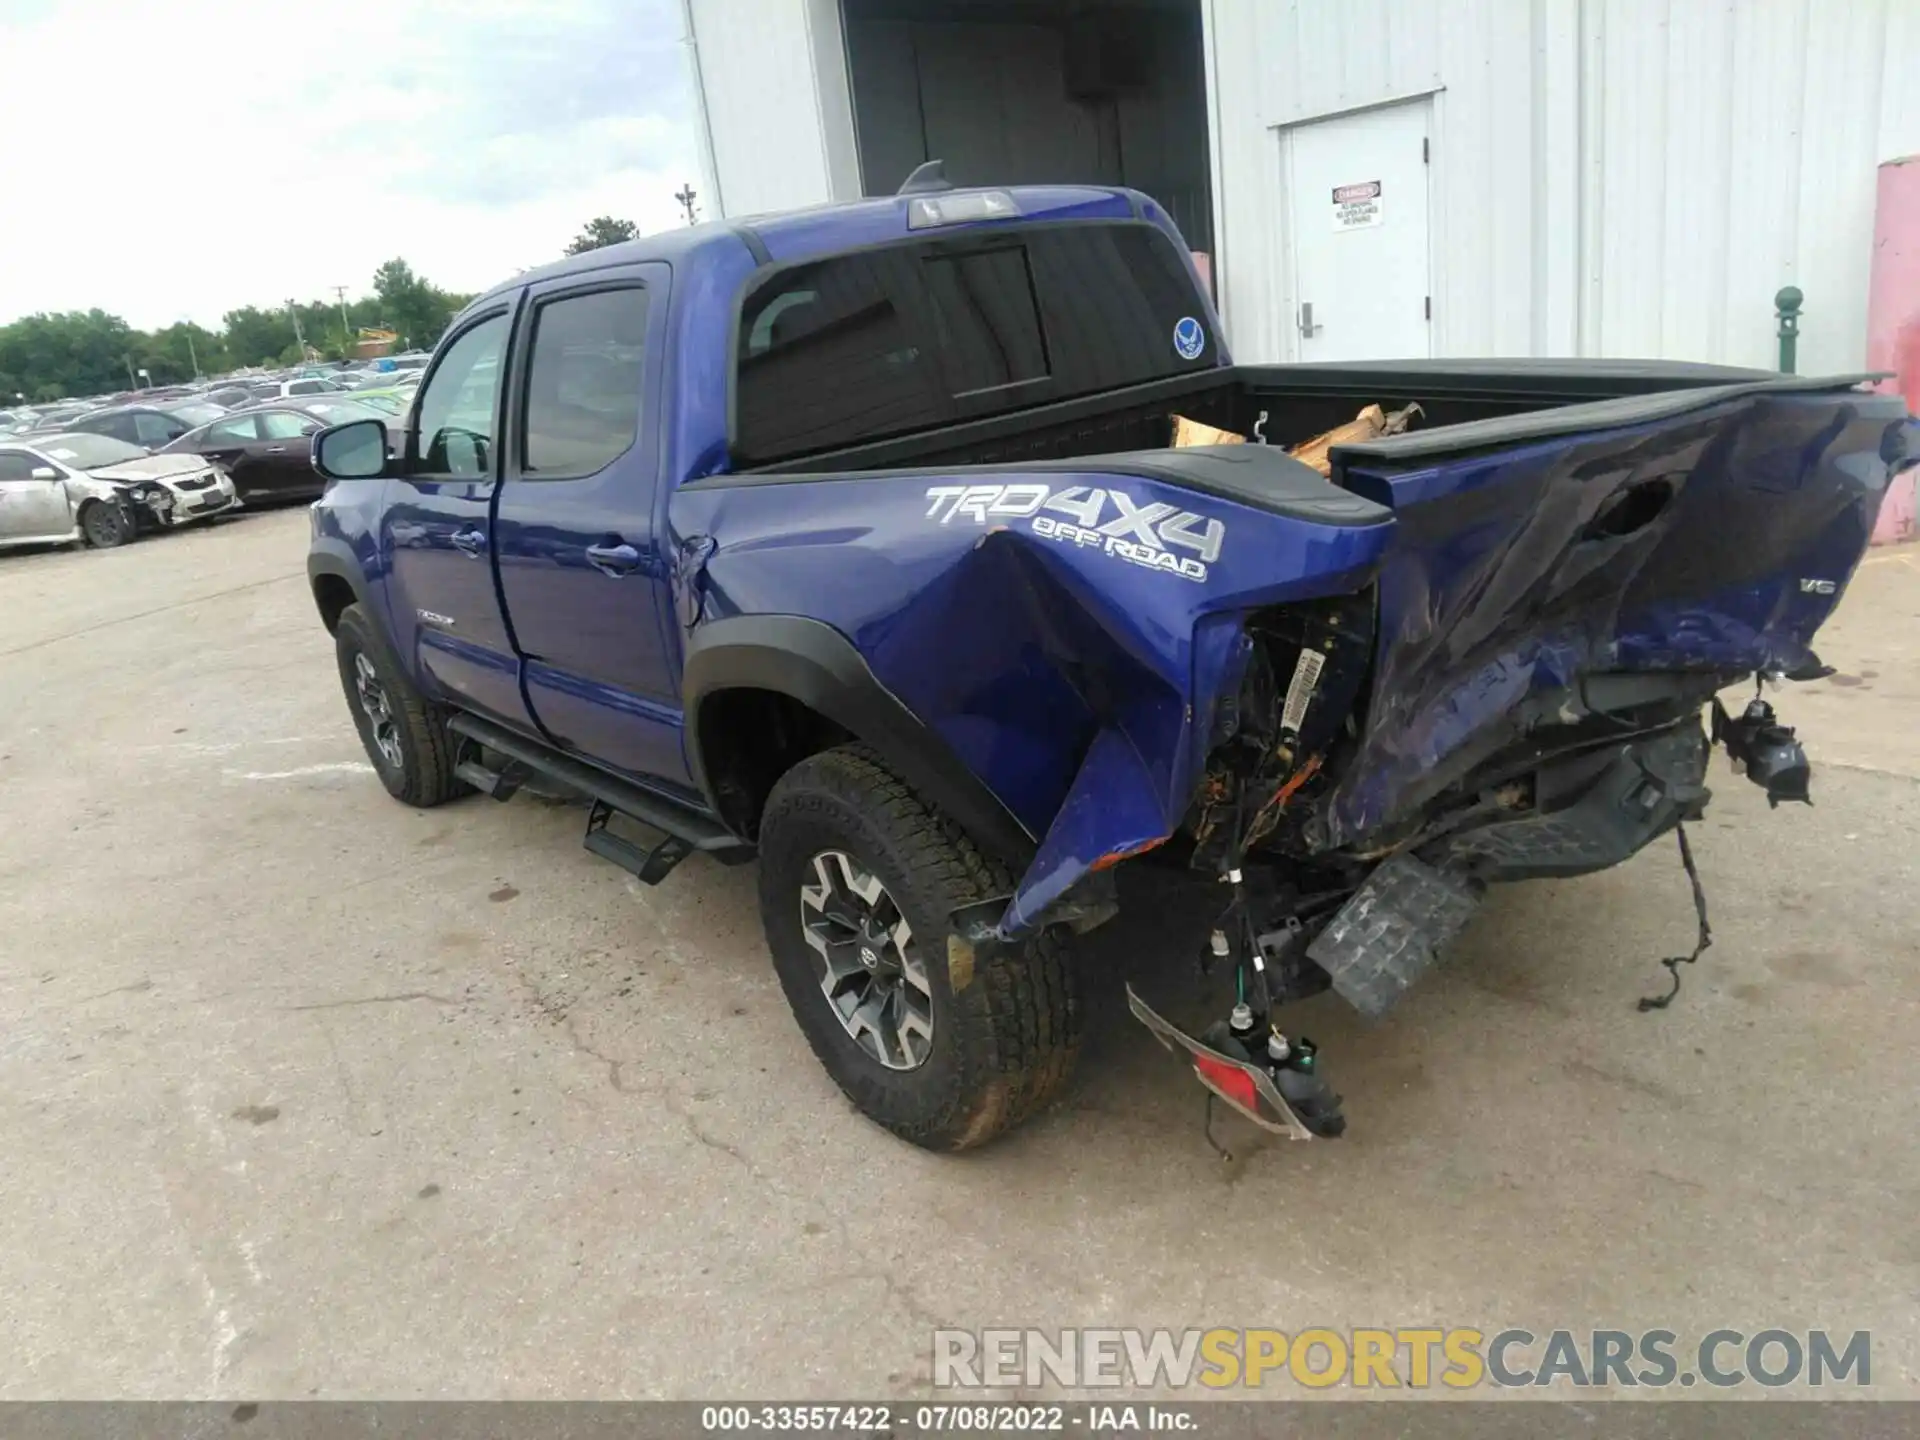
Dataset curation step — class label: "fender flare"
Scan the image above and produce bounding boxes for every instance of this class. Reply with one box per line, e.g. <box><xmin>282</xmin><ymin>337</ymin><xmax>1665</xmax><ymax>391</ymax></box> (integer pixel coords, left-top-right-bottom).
<box><xmin>307</xmin><ymin>540</ymin><xmax>370</xmax><ymax>629</ymax></box>
<box><xmin>682</xmin><ymin>615</ymin><xmax>1036</xmax><ymax>866</ymax></box>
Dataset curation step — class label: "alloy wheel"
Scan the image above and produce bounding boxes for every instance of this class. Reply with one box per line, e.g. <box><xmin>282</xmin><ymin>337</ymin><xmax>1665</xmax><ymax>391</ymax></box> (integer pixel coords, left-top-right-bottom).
<box><xmin>799</xmin><ymin>850</ymin><xmax>933</xmax><ymax>1070</ymax></box>
<box><xmin>352</xmin><ymin>651</ymin><xmax>405</xmax><ymax>773</ymax></box>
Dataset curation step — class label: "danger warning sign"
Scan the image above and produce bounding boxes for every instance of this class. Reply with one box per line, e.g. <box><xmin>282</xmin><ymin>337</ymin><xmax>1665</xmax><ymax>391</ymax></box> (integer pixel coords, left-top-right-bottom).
<box><xmin>1331</xmin><ymin>180</ymin><xmax>1383</xmax><ymax>230</ymax></box>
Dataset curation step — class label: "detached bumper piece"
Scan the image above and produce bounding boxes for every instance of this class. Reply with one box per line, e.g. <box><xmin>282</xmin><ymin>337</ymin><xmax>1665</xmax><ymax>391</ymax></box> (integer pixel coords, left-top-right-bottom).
<box><xmin>1306</xmin><ymin>854</ymin><xmax>1482</xmax><ymax>1020</ymax></box>
<box><xmin>1309</xmin><ymin>721</ymin><xmax>1717</xmax><ymax>1019</ymax></box>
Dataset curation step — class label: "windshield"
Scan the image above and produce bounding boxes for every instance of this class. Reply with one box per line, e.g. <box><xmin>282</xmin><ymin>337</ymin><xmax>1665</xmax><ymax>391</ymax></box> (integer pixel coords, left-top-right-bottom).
<box><xmin>166</xmin><ymin>402</ymin><xmax>226</xmax><ymax>425</ymax></box>
<box><xmin>37</xmin><ymin>433</ymin><xmax>148</xmax><ymax>468</ymax></box>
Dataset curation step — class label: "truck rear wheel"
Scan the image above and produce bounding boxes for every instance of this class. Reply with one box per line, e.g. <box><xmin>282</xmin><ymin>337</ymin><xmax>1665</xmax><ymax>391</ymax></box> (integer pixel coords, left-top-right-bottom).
<box><xmin>333</xmin><ymin>602</ymin><xmax>466</xmax><ymax>808</ymax></box>
<box><xmin>756</xmin><ymin>745</ymin><xmax>1080</xmax><ymax>1150</ymax></box>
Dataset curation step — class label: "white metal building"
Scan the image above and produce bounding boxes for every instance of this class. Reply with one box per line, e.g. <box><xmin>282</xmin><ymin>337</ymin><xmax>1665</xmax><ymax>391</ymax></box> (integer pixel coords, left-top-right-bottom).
<box><xmin>681</xmin><ymin>0</ymin><xmax>1920</xmax><ymax>378</ymax></box>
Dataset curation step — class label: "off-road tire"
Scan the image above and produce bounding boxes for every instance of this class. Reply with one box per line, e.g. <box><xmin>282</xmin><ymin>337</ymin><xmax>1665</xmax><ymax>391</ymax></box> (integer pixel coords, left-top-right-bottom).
<box><xmin>757</xmin><ymin>745</ymin><xmax>1080</xmax><ymax>1150</ymax></box>
<box><xmin>333</xmin><ymin>602</ymin><xmax>466</xmax><ymax>807</ymax></box>
<box><xmin>79</xmin><ymin>500</ymin><xmax>134</xmax><ymax>548</ymax></box>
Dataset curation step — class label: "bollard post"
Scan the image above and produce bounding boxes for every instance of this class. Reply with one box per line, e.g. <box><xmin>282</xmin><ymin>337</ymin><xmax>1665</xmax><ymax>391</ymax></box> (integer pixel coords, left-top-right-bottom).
<box><xmin>1775</xmin><ymin>286</ymin><xmax>1803</xmax><ymax>373</ymax></box>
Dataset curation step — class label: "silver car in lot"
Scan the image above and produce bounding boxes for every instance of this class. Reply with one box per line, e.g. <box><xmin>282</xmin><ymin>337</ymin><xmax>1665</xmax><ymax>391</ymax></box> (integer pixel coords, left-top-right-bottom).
<box><xmin>0</xmin><ymin>432</ymin><xmax>240</xmax><ymax>550</ymax></box>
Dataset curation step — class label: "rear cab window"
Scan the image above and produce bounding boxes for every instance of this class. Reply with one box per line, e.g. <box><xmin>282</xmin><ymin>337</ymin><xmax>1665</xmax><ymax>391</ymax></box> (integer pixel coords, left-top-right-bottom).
<box><xmin>732</xmin><ymin>221</ymin><xmax>1212</xmax><ymax>466</ymax></box>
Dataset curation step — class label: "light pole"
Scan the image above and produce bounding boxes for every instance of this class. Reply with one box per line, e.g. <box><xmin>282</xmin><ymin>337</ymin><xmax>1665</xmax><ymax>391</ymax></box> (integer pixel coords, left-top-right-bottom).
<box><xmin>184</xmin><ymin>328</ymin><xmax>200</xmax><ymax>380</ymax></box>
<box><xmin>286</xmin><ymin>299</ymin><xmax>307</xmax><ymax>359</ymax></box>
<box><xmin>333</xmin><ymin>285</ymin><xmax>353</xmax><ymax>354</ymax></box>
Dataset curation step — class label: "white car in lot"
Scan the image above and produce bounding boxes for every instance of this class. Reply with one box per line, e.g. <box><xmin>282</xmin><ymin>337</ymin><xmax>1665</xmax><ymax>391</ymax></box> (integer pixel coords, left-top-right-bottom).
<box><xmin>0</xmin><ymin>432</ymin><xmax>240</xmax><ymax>550</ymax></box>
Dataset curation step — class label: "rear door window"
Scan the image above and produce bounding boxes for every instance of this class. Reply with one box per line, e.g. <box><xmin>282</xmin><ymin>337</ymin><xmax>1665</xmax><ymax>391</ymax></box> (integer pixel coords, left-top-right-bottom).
<box><xmin>733</xmin><ymin>221</ymin><xmax>1211</xmax><ymax>465</ymax></box>
<box><xmin>260</xmin><ymin>412</ymin><xmax>316</xmax><ymax>440</ymax></box>
<box><xmin>518</xmin><ymin>286</ymin><xmax>649</xmax><ymax>479</ymax></box>
<box><xmin>205</xmin><ymin>416</ymin><xmax>261</xmax><ymax>444</ymax></box>
<box><xmin>133</xmin><ymin>412</ymin><xmax>185</xmax><ymax>446</ymax></box>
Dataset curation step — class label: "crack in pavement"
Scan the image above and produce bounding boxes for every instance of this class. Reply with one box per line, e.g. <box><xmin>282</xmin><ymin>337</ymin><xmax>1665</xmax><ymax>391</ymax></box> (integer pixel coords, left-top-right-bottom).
<box><xmin>1821</xmin><ymin>760</ymin><xmax>1920</xmax><ymax>786</ymax></box>
<box><xmin>72</xmin><ymin>977</ymin><xmax>154</xmax><ymax>1004</ymax></box>
<box><xmin>558</xmin><ymin>1011</ymin><xmax>752</xmax><ymax>1167</ymax></box>
<box><xmin>282</xmin><ymin>991</ymin><xmax>459</xmax><ymax>1012</ymax></box>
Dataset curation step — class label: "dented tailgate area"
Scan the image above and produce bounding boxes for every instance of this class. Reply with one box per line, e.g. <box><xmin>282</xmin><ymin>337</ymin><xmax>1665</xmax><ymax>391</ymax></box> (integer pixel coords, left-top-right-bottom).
<box><xmin>674</xmin><ymin>370</ymin><xmax>1907</xmax><ymax>1141</ymax></box>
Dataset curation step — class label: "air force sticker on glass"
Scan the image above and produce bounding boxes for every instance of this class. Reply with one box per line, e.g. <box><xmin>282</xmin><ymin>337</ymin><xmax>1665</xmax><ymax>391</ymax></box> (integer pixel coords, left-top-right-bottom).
<box><xmin>923</xmin><ymin>483</ymin><xmax>1224</xmax><ymax>582</ymax></box>
<box><xmin>1173</xmin><ymin>316</ymin><xmax>1206</xmax><ymax>360</ymax></box>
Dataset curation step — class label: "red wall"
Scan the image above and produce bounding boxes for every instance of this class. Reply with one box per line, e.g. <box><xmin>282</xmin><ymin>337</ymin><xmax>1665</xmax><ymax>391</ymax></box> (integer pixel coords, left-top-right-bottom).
<box><xmin>1867</xmin><ymin>155</ymin><xmax>1919</xmax><ymax>545</ymax></box>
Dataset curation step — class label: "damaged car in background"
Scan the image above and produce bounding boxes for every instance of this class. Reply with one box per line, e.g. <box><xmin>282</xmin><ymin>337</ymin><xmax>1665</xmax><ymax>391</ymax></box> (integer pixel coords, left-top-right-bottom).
<box><xmin>305</xmin><ymin>174</ymin><xmax>1910</xmax><ymax>1153</ymax></box>
<box><xmin>0</xmin><ymin>432</ymin><xmax>239</xmax><ymax>549</ymax></box>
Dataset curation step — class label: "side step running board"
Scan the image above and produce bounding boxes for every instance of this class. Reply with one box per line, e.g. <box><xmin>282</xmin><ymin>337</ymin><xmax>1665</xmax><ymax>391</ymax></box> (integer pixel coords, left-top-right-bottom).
<box><xmin>446</xmin><ymin>712</ymin><xmax>754</xmax><ymax>884</ymax></box>
<box><xmin>585</xmin><ymin>800</ymin><xmax>691</xmax><ymax>885</ymax></box>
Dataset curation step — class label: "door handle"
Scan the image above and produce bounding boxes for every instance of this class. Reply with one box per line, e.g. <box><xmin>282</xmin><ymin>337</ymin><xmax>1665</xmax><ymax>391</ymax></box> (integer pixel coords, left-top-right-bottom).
<box><xmin>266</xmin><ymin>445</ymin><xmax>287</xmax><ymax>454</ymax></box>
<box><xmin>1299</xmin><ymin>302</ymin><xmax>1322</xmax><ymax>338</ymax></box>
<box><xmin>585</xmin><ymin>541</ymin><xmax>642</xmax><ymax>577</ymax></box>
<box><xmin>450</xmin><ymin>527</ymin><xmax>487</xmax><ymax>557</ymax></box>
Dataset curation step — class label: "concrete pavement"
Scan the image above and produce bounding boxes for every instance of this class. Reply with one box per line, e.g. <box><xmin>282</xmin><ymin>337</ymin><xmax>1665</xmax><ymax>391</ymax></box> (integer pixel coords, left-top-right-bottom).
<box><xmin>1</xmin><ymin>512</ymin><xmax>1915</xmax><ymax>1399</ymax></box>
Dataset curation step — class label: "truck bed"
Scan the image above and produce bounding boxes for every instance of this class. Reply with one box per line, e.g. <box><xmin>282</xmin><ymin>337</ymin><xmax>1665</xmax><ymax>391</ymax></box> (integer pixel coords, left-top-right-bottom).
<box><xmin>739</xmin><ymin>358</ymin><xmax>1818</xmax><ymax>480</ymax></box>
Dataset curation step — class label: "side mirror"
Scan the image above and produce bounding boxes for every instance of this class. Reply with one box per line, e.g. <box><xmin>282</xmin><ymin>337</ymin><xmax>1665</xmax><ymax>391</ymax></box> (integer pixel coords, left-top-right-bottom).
<box><xmin>30</xmin><ymin>466</ymin><xmax>58</xmax><ymax>480</ymax></box>
<box><xmin>313</xmin><ymin>418</ymin><xmax>391</xmax><ymax>481</ymax></box>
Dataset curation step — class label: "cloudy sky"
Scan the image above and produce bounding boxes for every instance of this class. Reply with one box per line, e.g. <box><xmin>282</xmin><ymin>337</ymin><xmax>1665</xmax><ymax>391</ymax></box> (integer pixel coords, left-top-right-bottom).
<box><xmin>0</xmin><ymin>0</ymin><xmax>699</xmax><ymax>329</ymax></box>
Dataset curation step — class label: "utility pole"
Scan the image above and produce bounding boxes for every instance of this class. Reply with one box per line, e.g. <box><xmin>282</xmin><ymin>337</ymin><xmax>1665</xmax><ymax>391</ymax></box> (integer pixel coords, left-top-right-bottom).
<box><xmin>124</xmin><ymin>355</ymin><xmax>136</xmax><ymax>389</ymax></box>
<box><xmin>286</xmin><ymin>299</ymin><xmax>307</xmax><ymax>358</ymax></box>
<box><xmin>333</xmin><ymin>286</ymin><xmax>353</xmax><ymax>352</ymax></box>
<box><xmin>184</xmin><ymin>328</ymin><xmax>200</xmax><ymax>380</ymax></box>
<box><xmin>675</xmin><ymin>182</ymin><xmax>698</xmax><ymax>226</ymax></box>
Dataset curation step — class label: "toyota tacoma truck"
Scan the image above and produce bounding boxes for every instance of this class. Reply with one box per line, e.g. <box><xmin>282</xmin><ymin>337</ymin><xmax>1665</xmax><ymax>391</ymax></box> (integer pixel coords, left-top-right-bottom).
<box><xmin>307</xmin><ymin>177</ymin><xmax>1907</xmax><ymax>1151</ymax></box>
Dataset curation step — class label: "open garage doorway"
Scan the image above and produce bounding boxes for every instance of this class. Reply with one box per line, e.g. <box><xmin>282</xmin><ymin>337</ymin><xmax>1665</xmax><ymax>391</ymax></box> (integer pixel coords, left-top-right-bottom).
<box><xmin>840</xmin><ymin>0</ymin><xmax>1214</xmax><ymax>261</ymax></box>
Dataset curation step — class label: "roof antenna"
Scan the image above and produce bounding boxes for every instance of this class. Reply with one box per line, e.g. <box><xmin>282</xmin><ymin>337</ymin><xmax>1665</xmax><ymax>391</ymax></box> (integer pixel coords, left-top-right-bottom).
<box><xmin>897</xmin><ymin>160</ymin><xmax>953</xmax><ymax>195</ymax></box>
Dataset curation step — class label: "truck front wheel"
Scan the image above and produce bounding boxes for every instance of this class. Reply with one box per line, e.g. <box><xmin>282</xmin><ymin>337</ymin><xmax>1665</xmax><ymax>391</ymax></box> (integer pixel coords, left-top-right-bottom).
<box><xmin>756</xmin><ymin>745</ymin><xmax>1080</xmax><ymax>1150</ymax></box>
<box><xmin>333</xmin><ymin>603</ymin><xmax>466</xmax><ymax>808</ymax></box>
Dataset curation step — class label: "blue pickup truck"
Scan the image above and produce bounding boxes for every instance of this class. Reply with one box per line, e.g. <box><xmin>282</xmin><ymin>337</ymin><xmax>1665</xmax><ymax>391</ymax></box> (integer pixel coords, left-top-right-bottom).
<box><xmin>308</xmin><ymin>178</ymin><xmax>1905</xmax><ymax>1151</ymax></box>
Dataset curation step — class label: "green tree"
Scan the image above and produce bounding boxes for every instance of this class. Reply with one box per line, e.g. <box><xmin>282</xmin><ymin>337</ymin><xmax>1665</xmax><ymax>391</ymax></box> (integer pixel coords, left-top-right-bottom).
<box><xmin>564</xmin><ymin>216</ymin><xmax>640</xmax><ymax>256</ymax></box>
<box><xmin>0</xmin><ymin>310</ymin><xmax>142</xmax><ymax>398</ymax></box>
<box><xmin>371</xmin><ymin>258</ymin><xmax>460</xmax><ymax>350</ymax></box>
<box><xmin>0</xmin><ymin>254</ymin><xmax>468</xmax><ymax>396</ymax></box>
<box><xmin>136</xmin><ymin>321</ymin><xmax>228</xmax><ymax>384</ymax></box>
<box><xmin>221</xmin><ymin>306</ymin><xmax>298</xmax><ymax>368</ymax></box>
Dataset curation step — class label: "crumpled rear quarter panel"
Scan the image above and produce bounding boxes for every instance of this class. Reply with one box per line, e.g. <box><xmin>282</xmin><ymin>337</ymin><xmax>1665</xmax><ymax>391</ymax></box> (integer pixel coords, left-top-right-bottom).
<box><xmin>671</xmin><ymin>465</ymin><xmax>1390</xmax><ymax>927</ymax></box>
<box><xmin>1328</xmin><ymin>391</ymin><xmax>1906</xmax><ymax>849</ymax></box>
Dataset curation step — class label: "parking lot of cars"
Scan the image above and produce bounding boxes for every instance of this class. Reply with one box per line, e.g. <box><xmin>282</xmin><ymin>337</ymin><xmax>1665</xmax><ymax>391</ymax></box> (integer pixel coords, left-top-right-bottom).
<box><xmin>0</xmin><ymin>361</ymin><xmax>425</xmax><ymax>547</ymax></box>
<box><xmin>2</xmin><ymin>505</ymin><xmax>1918</xmax><ymax>1397</ymax></box>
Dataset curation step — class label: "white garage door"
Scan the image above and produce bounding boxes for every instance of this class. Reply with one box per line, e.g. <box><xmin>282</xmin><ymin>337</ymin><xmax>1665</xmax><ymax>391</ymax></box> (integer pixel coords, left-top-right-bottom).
<box><xmin>1284</xmin><ymin>100</ymin><xmax>1432</xmax><ymax>361</ymax></box>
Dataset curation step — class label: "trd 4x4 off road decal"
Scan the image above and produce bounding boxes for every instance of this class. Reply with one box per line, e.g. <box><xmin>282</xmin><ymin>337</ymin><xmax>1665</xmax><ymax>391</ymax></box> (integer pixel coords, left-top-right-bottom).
<box><xmin>922</xmin><ymin>483</ymin><xmax>1225</xmax><ymax>583</ymax></box>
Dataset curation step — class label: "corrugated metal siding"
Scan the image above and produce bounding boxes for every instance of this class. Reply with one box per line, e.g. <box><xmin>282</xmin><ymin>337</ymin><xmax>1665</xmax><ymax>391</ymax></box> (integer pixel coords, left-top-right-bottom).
<box><xmin>1206</xmin><ymin>0</ymin><xmax>1920</xmax><ymax>373</ymax></box>
<box><xmin>688</xmin><ymin>0</ymin><xmax>859</xmax><ymax>218</ymax></box>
